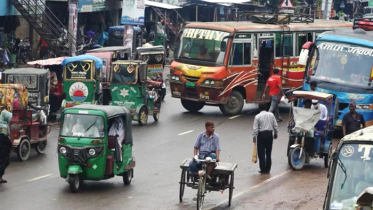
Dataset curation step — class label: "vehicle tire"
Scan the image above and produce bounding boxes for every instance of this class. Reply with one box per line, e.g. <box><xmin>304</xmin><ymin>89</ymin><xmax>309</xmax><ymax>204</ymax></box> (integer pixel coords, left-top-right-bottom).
<box><xmin>325</xmin><ymin>144</ymin><xmax>332</xmax><ymax>168</ymax></box>
<box><xmin>287</xmin><ymin>137</ymin><xmax>294</xmax><ymax>157</ymax></box>
<box><xmin>181</xmin><ymin>99</ymin><xmax>204</xmax><ymax>113</ymax></box>
<box><xmin>123</xmin><ymin>169</ymin><xmax>132</xmax><ymax>185</ymax></box>
<box><xmin>228</xmin><ymin>172</ymin><xmax>234</xmax><ymax>207</ymax></box>
<box><xmin>35</xmin><ymin>141</ymin><xmax>47</xmax><ymax>154</ymax></box>
<box><xmin>17</xmin><ymin>139</ymin><xmax>31</xmax><ymax>161</ymax></box>
<box><xmin>69</xmin><ymin>174</ymin><xmax>80</xmax><ymax>193</ymax></box>
<box><xmin>138</xmin><ymin>107</ymin><xmax>148</xmax><ymax>126</ymax></box>
<box><xmin>179</xmin><ymin>170</ymin><xmax>186</xmax><ymax>202</ymax></box>
<box><xmin>219</xmin><ymin>90</ymin><xmax>244</xmax><ymax>116</ymax></box>
<box><xmin>288</xmin><ymin>147</ymin><xmax>306</xmax><ymax>170</ymax></box>
<box><xmin>153</xmin><ymin>112</ymin><xmax>160</xmax><ymax>122</ymax></box>
<box><xmin>197</xmin><ymin>175</ymin><xmax>205</xmax><ymax>210</ymax></box>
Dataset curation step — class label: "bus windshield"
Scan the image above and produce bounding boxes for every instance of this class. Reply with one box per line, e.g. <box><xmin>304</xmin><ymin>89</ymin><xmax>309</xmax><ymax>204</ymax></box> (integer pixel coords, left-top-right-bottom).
<box><xmin>329</xmin><ymin>143</ymin><xmax>373</xmax><ymax>209</ymax></box>
<box><xmin>308</xmin><ymin>41</ymin><xmax>373</xmax><ymax>88</ymax></box>
<box><xmin>177</xmin><ymin>28</ymin><xmax>230</xmax><ymax>64</ymax></box>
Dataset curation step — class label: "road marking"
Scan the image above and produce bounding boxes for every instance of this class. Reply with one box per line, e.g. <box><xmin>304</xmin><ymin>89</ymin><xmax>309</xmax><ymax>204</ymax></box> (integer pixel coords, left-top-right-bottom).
<box><xmin>27</xmin><ymin>174</ymin><xmax>53</xmax><ymax>182</ymax></box>
<box><xmin>206</xmin><ymin>169</ymin><xmax>292</xmax><ymax>210</ymax></box>
<box><xmin>228</xmin><ymin>115</ymin><xmax>241</xmax><ymax>120</ymax></box>
<box><xmin>178</xmin><ymin>130</ymin><xmax>194</xmax><ymax>136</ymax></box>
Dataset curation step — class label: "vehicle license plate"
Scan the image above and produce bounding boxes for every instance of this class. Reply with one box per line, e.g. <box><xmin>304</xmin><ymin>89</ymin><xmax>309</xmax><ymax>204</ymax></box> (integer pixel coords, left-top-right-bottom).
<box><xmin>186</xmin><ymin>82</ymin><xmax>195</xmax><ymax>87</ymax></box>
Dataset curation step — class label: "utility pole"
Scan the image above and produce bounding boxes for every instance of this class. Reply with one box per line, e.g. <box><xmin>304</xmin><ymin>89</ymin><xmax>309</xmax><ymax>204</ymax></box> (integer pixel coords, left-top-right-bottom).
<box><xmin>68</xmin><ymin>0</ymin><xmax>78</xmax><ymax>56</ymax></box>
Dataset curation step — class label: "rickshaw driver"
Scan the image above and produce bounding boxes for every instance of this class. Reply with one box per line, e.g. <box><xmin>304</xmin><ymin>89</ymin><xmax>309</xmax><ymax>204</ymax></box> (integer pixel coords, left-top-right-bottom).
<box><xmin>72</xmin><ymin>119</ymin><xmax>85</xmax><ymax>135</ymax></box>
<box><xmin>189</xmin><ymin>121</ymin><xmax>220</xmax><ymax>180</ymax></box>
<box><xmin>194</xmin><ymin>46</ymin><xmax>211</xmax><ymax>60</ymax></box>
<box><xmin>311</xmin><ymin>100</ymin><xmax>328</xmax><ymax>120</ymax></box>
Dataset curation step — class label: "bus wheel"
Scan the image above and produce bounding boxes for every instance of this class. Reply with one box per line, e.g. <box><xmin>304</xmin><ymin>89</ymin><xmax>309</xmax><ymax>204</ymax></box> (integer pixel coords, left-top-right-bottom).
<box><xmin>219</xmin><ymin>90</ymin><xmax>244</xmax><ymax>116</ymax></box>
<box><xmin>181</xmin><ymin>99</ymin><xmax>204</xmax><ymax>113</ymax></box>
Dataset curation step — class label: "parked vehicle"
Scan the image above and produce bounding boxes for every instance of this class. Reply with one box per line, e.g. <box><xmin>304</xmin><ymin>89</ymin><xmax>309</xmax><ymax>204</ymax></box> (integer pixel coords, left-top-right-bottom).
<box><xmin>57</xmin><ymin>104</ymin><xmax>135</xmax><ymax>193</ymax></box>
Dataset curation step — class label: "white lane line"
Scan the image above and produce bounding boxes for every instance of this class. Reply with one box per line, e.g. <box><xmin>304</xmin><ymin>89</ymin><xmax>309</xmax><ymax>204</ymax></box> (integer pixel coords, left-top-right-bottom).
<box><xmin>27</xmin><ymin>174</ymin><xmax>53</xmax><ymax>182</ymax></box>
<box><xmin>228</xmin><ymin>115</ymin><xmax>241</xmax><ymax>120</ymax></box>
<box><xmin>178</xmin><ymin>130</ymin><xmax>194</xmax><ymax>136</ymax></box>
<box><xmin>206</xmin><ymin>169</ymin><xmax>292</xmax><ymax>210</ymax></box>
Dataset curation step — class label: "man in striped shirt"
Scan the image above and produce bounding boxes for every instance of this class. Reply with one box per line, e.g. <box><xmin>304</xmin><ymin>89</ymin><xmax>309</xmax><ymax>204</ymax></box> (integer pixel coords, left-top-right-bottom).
<box><xmin>253</xmin><ymin>103</ymin><xmax>279</xmax><ymax>174</ymax></box>
<box><xmin>189</xmin><ymin>121</ymin><xmax>221</xmax><ymax>179</ymax></box>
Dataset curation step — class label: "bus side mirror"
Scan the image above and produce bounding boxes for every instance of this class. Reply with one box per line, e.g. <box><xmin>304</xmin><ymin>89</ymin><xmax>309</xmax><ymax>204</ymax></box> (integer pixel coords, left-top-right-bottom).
<box><xmin>298</xmin><ymin>42</ymin><xmax>313</xmax><ymax>66</ymax></box>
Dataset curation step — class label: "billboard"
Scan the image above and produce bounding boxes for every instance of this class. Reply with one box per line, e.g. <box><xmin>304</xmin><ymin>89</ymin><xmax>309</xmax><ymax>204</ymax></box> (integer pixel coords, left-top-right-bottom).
<box><xmin>78</xmin><ymin>0</ymin><xmax>106</xmax><ymax>13</ymax></box>
<box><xmin>121</xmin><ymin>0</ymin><xmax>144</xmax><ymax>25</ymax></box>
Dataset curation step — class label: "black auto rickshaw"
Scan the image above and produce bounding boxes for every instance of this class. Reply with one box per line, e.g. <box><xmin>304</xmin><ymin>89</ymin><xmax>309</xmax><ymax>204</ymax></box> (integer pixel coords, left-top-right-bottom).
<box><xmin>1</xmin><ymin>68</ymin><xmax>51</xmax><ymax>115</ymax></box>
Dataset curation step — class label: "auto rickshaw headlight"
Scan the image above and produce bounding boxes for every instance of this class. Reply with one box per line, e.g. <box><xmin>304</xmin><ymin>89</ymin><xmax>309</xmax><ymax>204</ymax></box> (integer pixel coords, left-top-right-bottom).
<box><xmin>89</xmin><ymin>148</ymin><xmax>96</xmax><ymax>156</ymax></box>
<box><xmin>60</xmin><ymin>147</ymin><xmax>67</xmax><ymax>154</ymax></box>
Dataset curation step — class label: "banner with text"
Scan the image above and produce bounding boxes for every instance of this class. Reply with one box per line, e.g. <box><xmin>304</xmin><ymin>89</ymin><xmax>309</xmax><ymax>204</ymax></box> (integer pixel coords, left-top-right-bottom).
<box><xmin>121</xmin><ymin>0</ymin><xmax>144</xmax><ymax>25</ymax></box>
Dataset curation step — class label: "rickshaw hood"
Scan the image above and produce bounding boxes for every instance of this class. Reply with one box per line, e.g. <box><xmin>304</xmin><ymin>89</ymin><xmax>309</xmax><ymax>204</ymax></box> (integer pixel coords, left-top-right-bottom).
<box><xmin>61</xmin><ymin>55</ymin><xmax>103</xmax><ymax>70</ymax></box>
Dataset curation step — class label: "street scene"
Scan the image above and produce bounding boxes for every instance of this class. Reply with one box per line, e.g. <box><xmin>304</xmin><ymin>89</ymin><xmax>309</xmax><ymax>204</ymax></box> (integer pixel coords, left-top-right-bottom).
<box><xmin>1</xmin><ymin>0</ymin><xmax>373</xmax><ymax>209</ymax></box>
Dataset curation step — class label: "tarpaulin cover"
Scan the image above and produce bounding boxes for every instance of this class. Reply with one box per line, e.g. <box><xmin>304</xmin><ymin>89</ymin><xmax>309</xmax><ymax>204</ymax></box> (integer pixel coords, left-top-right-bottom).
<box><xmin>292</xmin><ymin>107</ymin><xmax>321</xmax><ymax>133</ymax></box>
<box><xmin>27</xmin><ymin>57</ymin><xmax>67</xmax><ymax>66</ymax></box>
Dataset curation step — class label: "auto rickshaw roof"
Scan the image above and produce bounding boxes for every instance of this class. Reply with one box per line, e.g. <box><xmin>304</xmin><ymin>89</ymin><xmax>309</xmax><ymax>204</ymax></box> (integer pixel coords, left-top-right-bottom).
<box><xmin>2</xmin><ymin>68</ymin><xmax>49</xmax><ymax>75</ymax></box>
<box><xmin>341</xmin><ymin>125</ymin><xmax>373</xmax><ymax>142</ymax></box>
<box><xmin>61</xmin><ymin>55</ymin><xmax>103</xmax><ymax>70</ymax></box>
<box><xmin>67</xmin><ymin>104</ymin><xmax>130</xmax><ymax>118</ymax></box>
<box><xmin>137</xmin><ymin>45</ymin><xmax>165</xmax><ymax>54</ymax></box>
<box><xmin>87</xmin><ymin>46</ymin><xmax>132</xmax><ymax>53</ymax></box>
<box><xmin>293</xmin><ymin>91</ymin><xmax>333</xmax><ymax>102</ymax></box>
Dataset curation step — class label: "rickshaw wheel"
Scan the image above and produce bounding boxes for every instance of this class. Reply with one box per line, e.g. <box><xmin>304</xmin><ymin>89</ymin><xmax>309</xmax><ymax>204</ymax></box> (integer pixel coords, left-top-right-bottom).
<box><xmin>288</xmin><ymin>148</ymin><xmax>306</xmax><ymax>170</ymax></box>
<box><xmin>228</xmin><ymin>172</ymin><xmax>234</xmax><ymax>207</ymax></box>
<box><xmin>324</xmin><ymin>144</ymin><xmax>332</xmax><ymax>168</ymax></box>
<box><xmin>69</xmin><ymin>175</ymin><xmax>80</xmax><ymax>193</ymax></box>
<box><xmin>138</xmin><ymin>107</ymin><xmax>148</xmax><ymax>126</ymax></box>
<box><xmin>179</xmin><ymin>170</ymin><xmax>186</xmax><ymax>202</ymax></box>
<box><xmin>35</xmin><ymin>141</ymin><xmax>47</xmax><ymax>154</ymax></box>
<box><xmin>17</xmin><ymin>139</ymin><xmax>31</xmax><ymax>161</ymax></box>
<box><xmin>197</xmin><ymin>175</ymin><xmax>205</xmax><ymax>210</ymax></box>
<box><xmin>153</xmin><ymin>112</ymin><xmax>160</xmax><ymax>122</ymax></box>
<box><xmin>123</xmin><ymin>169</ymin><xmax>132</xmax><ymax>185</ymax></box>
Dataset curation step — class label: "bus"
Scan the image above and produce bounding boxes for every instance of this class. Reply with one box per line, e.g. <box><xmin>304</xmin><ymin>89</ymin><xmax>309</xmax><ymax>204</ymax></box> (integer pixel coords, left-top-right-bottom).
<box><xmin>300</xmin><ymin>18</ymin><xmax>373</xmax><ymax>126</ymax></box>
<box><xmin>169</xmin><ymin>18</ymin><xmax>352</xmax><ymax>115</ymax></box>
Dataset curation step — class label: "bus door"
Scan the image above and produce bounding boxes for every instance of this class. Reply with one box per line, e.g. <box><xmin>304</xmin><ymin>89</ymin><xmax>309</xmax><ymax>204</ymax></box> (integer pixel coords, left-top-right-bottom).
<box><xmin>257</xmin><ymin>33</ymin><xmax>275</xmax><ymax>96</ymax></box>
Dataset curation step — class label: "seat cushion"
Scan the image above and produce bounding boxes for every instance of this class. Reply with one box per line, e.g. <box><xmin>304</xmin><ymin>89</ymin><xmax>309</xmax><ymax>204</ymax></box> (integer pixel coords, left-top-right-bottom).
<box><xmin>108</xmin><ymin>136</ymin><xmax>116</xmax><ymax>149</ymax></box>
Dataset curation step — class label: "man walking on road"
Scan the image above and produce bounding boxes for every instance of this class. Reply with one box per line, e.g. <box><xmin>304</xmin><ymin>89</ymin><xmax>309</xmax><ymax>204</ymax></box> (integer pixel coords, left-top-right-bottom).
<box><xmin>262</xmin><ymin>69</ymin><xmax>286</xmax><ymax>122</ymax></box>
<box><xmin>342</xmin><ymin>100</ymin><xmax>365</xmax><ymax>136</ymax></box>
<box><xmin>253</xmin><ymin>103</ymin><xmax>279</xmax><ymax>174</ymax></box>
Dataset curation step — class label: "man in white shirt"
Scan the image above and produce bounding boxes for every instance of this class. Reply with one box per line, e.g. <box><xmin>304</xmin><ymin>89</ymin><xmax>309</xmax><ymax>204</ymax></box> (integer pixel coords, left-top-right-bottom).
<box><xmin>311</xmin><ymin>100</ymin><xmax>328</xmax><ymax>120</ymax></box>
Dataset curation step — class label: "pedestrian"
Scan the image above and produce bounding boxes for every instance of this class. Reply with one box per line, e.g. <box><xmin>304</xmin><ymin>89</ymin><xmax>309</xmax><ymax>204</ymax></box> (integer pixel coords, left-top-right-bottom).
<box><xmin>342</xmin><ymin>100</ymin><xmax>365</xmax><ymax>136</ymax></box>
<box><xmin>189</xmin><ymin>121</ymin><xmax>220</xmax><ymax>180</ymax></box>
<box><xmin>262</xmin><ymin>68</ymin><xmax>286</xmax><ymax>122</ymax></box>
<box><xmin>310</xmin><ymin>81</ymin><xmax>317</xmax><ymax>91</ymax></box>
<box><xmin>253</xmin><ymin>103</ymin><xmax>279</xmax><ymax>174</ymax></box>
<box><xmin>0</xmin><ymin>106</ymin><xmax>13</xmax><ymax>183</ymax></box>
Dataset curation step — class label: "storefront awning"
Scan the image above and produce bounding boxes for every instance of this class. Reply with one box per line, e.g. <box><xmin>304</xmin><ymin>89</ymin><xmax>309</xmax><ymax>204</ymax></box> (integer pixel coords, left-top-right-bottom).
<box><xmin>27</xmin><ymin>57</ymin><xmax>68</xmax><ymax>66</ymax></box>
<box><xmin>145</xmin><ymin>1</ymin><xmax>182</xmax><ymax>9</ymax></box>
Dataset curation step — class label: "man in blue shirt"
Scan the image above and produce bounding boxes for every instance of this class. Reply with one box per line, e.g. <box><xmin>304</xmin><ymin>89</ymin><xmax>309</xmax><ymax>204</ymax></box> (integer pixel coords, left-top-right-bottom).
<box><xmin>189</xmin><ymin>121</ymin><xmax>221</xmax><ymax>179</ymax></box>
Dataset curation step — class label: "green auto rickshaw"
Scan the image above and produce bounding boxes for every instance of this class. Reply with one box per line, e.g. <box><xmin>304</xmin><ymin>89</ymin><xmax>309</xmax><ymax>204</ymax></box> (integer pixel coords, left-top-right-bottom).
<box><xmin>109</xmin><ymin>60</ymin><xmax>161</xmax><ymax>125</ymax></box>
<box><xmin>57</xmin><ymin>104</ymin><xmax>135</xmax><ymax>193</ymax></box>
<box><xmin>60</xmin><ymin>55</ymin><xmax>104</xmax><ymax>108</ymax></box>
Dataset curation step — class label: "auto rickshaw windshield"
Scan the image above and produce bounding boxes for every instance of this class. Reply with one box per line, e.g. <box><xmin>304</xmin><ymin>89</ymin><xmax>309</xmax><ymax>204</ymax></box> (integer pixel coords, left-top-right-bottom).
<box><xmin>112</xmin><ymin>63</ymin><xmax>137</xmax><ymax>84</ymax></box>
<box><xmin>329</xmin><ymin>143</ymin><xmax>373</xmax><ymax>209</ymax></box>
<box><xmin>60</xmin><ymin>114</ymin><xmax>105</xmax><ymax>138</ymax></box>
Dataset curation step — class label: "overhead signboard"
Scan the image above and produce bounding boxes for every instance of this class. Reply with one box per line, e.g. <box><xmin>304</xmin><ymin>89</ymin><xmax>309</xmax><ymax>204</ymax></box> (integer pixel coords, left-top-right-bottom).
<box><xmin>279</xmin><ymin>0</ymin><xmax>294</xmax><ymax>9</ymax></box>
<box><xmin>121</xmin><ymin>0</ymin><xmax>145</xmax><ymax>25</ymax></box>
<box><xmin>78</xmin><ymin>0</ymin><xmax>106</xmax><ymax>13</ymax></box>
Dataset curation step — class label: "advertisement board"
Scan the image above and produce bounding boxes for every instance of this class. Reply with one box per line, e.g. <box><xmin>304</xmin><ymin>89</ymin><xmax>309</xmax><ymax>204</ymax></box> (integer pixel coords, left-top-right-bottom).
<box><xmin>121</xmin><ymin>0</ymin><xmax>145</xmax><ymax>25</ymax></box>
<box><xmin>78</xmin><ymin>0</ymin><xmax>106</xmax><ymax>13</ymax></box>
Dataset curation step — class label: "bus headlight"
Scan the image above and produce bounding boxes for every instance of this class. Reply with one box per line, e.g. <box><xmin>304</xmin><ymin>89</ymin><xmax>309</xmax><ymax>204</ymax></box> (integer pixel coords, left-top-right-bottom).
<box><xmin>171</xmin><ymin>75</ymin><xmax>180</xmax><ymax>81</ymax></box>
<box><xmin>203</xmin><ymin>80</ymin><xmax>222</xmax><ymax>85</ymax></box>
<box><xmin>356</xmin><ymin>104</ymin><xmax>373</xmax><ymax>110</ymax></box>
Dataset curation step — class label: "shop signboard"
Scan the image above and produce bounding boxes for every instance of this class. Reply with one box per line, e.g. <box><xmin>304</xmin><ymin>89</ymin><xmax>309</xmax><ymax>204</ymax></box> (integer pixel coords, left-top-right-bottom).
<box><xmin>78</xmin><ymin>0</ymin><xmax>106</xmax><ymax>13</ymax></box>
<box><xmin>121</xmin><ymin>0</ymin><xmax>145</xmax><ymax>25</ymax></box>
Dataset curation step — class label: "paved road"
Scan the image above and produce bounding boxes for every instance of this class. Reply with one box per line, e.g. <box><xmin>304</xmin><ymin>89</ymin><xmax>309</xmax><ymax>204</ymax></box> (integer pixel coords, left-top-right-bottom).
<box><xmin>0</xmin><ymin>92</ymin><xmax>337</xmax><ymax>210</ymax></box>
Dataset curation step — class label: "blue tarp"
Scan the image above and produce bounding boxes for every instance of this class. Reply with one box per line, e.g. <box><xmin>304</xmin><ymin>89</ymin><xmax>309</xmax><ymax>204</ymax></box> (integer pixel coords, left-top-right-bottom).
<box><xmin>61</xmin><ymin>55</ymin><xmax>103</xmax><ymax>70</ymax></box>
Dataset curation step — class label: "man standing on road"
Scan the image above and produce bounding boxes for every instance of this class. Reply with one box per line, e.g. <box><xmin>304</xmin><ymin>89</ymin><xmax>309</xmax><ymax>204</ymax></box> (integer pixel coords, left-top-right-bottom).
<box><xmin>310</xmin><ymin>81</ymin><xmax>317</xmax><ymax>91</ymax></box>
<box><xmin>189</xmin><ymin>121</ymin><xmax>220</xmax><ymax>179</ymax></box>
<box><xmin>253</xmin><ymin>103</ymin><xmax>279</xmax><ymax>174</ymax></box>
<box><xmin>342</xmin><ymin>100</ymin><xmax>365</xmax><ymax>136</ymax></box>
<box><xmin>262</xmin><ymin>69</ymin><xmax>286</xmax><ymax>122</ymax></box>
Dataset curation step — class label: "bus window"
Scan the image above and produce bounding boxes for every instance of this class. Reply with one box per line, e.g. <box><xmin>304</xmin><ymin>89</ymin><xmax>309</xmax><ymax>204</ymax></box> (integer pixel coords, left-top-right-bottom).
<box><xmin>296</xmin><ymin>32</ymin><xmax>313</xmax><ymax>55</ymax></box>
<box><xmin>229</xmin><ymin>43</ymin><xmax>252</xmax><ymax>65</ymax></box>
<box><xmin>275</xmin><ymin>34</ymin><xmax>293</xmax><ymax>57</ymax></box>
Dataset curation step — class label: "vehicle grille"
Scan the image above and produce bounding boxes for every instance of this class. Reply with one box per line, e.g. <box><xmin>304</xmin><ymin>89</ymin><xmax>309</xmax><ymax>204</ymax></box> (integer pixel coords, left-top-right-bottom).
<box><xmin>183</xmin><ymin>75</ymin><xmax>200</xmax><ymax>83</ymax></box>
<box><xmin>186</xmin><ymin>87</ymin><xmax>197</xmax><ymax>98</ymax></box>
<box><xmin>67</xmin><ymin>148</ymin><xmax>88</xmax><ymax>165</ymax></box>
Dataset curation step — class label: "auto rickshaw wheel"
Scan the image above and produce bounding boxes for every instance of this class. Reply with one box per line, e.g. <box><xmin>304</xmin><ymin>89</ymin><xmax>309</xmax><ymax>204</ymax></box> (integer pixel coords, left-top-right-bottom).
<box><xmin>69</xmin><ymin>175</ymin><xmax>81</xmax><ymax>193</ymax></box>
<box><xmin>181</xmin><ymin>99</ymin><xmax>204</xmax><ymax>113</ymax></box>
<box><xmin>288</xmin><ymin>147</ymin><xmax>306</xmax><ymax>170</ymax></box>
<box><xmin>123</xmin><ymin>169</ymin><xmax>132</xmax><ymax>185</ymax></box>
<box><xmin>219</xmin><ymin>90</ymin><xmax>244</xmax><ymax>116</ymax></box>
<box><xmin>324</xmin><ymin>144</ymin><xmax>332</xmax><ymax>168</ymax></box>
<box><xmin>35</xmin><ymin>141</ymin><xmax>47</xmax><ymax>154</ymax></box>
<box><xmin>17</xmin><ymin>139</ymin><xmax>31</xmax><ymax>161</ymax></box>
<box><xmin>153</xmin><ymin>112</ymin><xmax>160</xmax><ymax>122</ymax></box>
<box><xmin>138</xmin><ymin>107</ymin><xmax>148</xmax><ymax>126</ymax></box>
